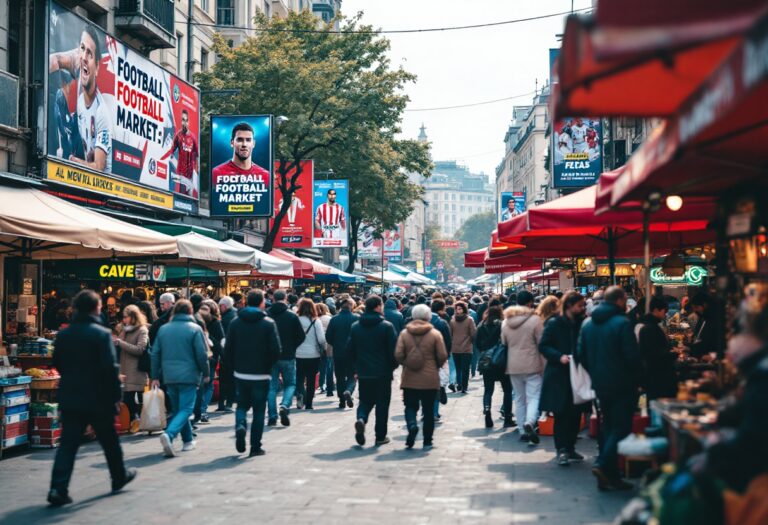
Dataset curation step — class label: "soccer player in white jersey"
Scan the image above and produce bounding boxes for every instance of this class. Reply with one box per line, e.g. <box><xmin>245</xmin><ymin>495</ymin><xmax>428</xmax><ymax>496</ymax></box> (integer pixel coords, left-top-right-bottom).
<box><xmin>314</xmin><ymin>189</ymin><xmax>347</xmax><ymax>240</ymax></box>
<box><xmin>570</xmin><ymin>118</ymin><xmax>589</xmax><ymax>154</ymax></box>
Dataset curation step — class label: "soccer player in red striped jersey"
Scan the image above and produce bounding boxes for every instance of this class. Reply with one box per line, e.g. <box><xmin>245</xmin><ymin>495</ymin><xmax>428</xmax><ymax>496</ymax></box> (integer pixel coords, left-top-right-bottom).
<box><xmin>161</xmin><ymin>109</ymin><xmax>198</xmax><ymax>196</ymax></box>
<box><xmin>314</xmin><ymin>189</ymin><xmax>347</xmax><ymax>241</ymax></box>
<box><xmin>211</xmin><ymin>122</ymin><xmax>270</xmax><ymax>182</ymax></box>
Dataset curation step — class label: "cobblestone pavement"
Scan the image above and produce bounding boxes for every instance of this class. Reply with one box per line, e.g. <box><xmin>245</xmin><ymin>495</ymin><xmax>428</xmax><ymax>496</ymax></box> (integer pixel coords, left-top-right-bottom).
<box><xmin>0</xmin><ymin>375</ymin><xmax>632</xmax><ymax>525</ymax></box>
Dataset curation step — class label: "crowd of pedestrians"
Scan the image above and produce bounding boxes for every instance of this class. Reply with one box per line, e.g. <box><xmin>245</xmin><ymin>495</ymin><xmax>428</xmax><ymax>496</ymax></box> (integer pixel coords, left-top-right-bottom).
<box><xmin>47</xmin><ymin>282</ymin><xmax>709</xmax><ymax>505</ymax></box>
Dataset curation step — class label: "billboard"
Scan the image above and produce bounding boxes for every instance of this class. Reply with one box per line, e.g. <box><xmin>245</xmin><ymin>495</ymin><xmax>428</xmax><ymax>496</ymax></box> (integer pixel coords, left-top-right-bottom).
<box><xmin>209</xmin><ymin>115</ymin><xmax>273</xmax><ymax>217</ymax></box>
<box><xmin>271</xmin><ymin>160</ymin><xmax>314</xmax><ymax>248</ymax></box>
<box><xmin>500</xmin><ymin>191</ymin><xmax>526</xmax><ymax>221</ymax></box>
<box><xmin>313</xmin><ymin>180</ymin><xmax>349</xmax><ymax>248</ymax></box>
<box><xmin>357</xmin><ymin>223</ymin><xmax>382</xmax><ymax>260</ymax></box>
<box><xmin>552</xmin><ymin>118</ymin><xmax>603</xmax><ymax>188</ymax></box>
<box><xmin>383</xmin><ymin>224</ymin><xmax>403</xmax><ymax>262</ymax></box>
<box><xmin>46</xmin><ymin>2</ymin><xmax>200</xmax><ymax>208</ymax></box>
<box><xmin>433</xmin><ymin>240</ymin><xmax>460</xmax><ymax>249</ymax></box>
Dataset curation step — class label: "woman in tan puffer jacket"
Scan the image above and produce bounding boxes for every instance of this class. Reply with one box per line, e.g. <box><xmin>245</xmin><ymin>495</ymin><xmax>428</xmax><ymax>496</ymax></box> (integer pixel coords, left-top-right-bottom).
<box><xmin>501</xmin><ymin>291</ymin><xmax>544</xmax><ymax>445</ymax></box>
<box><xmin>395</xmin><ymin>304</ymin><xmax>448</xmax><ymax>449</ymax></box>
<box><xmin>115</xmin><ymin>304</ymin><xmax>149</xmax><ymax>433</ymax></box>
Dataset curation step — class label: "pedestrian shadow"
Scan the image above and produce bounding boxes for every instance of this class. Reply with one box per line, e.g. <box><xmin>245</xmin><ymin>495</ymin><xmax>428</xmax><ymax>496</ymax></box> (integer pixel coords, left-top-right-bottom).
<box><xmin>374</xmin><ymin>448</ymin><xmax>430</xmax><ymax>462</ymax></box>
<box><xmin>177</xmin><ymin>455</ymin><xmax>244</xmax><ymax>473</ymax></box>
<box><xmin>0</xmin><ymin>490</ymin><xmax>119</xmax><ymax>523</ymax></box>
<box><xmin>312</xmin><ymin>446</ymin><xmax>379</xmax><ymax>461</ymax></box>
<box><xmin>123</xmin><ymin>452</ymin><xmax>168</xmax><ymax>469</ymax></box>
<box><xmin>193</xmin><ymin>425</ymin><xmax>232</xmax><ymax>434</ymax></box>
<box><xmin>299</xmin><ymin>407</ymin><xmax>341</xmax><ymax>414</ymax></box>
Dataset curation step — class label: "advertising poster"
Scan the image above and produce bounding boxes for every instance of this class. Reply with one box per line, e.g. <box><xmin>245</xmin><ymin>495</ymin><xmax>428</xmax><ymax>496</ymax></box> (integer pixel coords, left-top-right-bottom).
<box><xmin>357</xmin><ymin>223</ymin><xmax>382</xmax><ymax>260</ymax></box>
<box><xmin>499</xmin><ymin>191</ymin><xmax>527</xmax><ymax>221</ymax></box>
<box><xmin>209</xmin><ymin>115</ymin><xmax>273</xmax><ymax>217</ymax></box>
<box><xmin>313</xmin><ymin>180</ymin><xmax>349</xmax><ymax>248</ymax></box>
<box><xmin>383</xmin><ymin>224</ymin><xmax>403</xmax><ymax>262</ymax></box>
<box><xmin>271</xmin><ymin>160</ymin><xmax>314</xmax><ymax>248</ymax></box>
<box><xmin>46</xmin><ymin>1</ymin><xmax>200</xmax><ymax>205</ymax></box>
<box><xmin>552</xmin><ymin>117</ymin><xmax>603</xmax><ymax>188</ymax></box>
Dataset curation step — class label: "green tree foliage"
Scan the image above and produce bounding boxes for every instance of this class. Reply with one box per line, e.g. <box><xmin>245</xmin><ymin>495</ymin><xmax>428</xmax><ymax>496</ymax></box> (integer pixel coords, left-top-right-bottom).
<box><xmin>196</xmin><ymin>11</ymin><xmax>431</xmax><ymax>253</ymax></box>
<box><xmin>451</xmin><ymin>210</ymin><xmax>498</xmax><ymax>278</ymax></box>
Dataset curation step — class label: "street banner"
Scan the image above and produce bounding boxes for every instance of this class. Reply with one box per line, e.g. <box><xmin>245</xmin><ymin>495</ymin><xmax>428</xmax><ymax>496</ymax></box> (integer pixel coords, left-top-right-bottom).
<box><xmin>425</xmin><ymin>249</ymin><xmax>432</xmax><ymax>271</ymax></box>
<box><xmin>313</xmin><ymin>180</ymin><xmax>349</xmax><ymax>248</ymax></box>
<box><xmin>210</xmin><ymin>115</ymin><xmax>273</xmax><ymax>217</ymax></box>
<box><xmin>433</xmin><ymin>240</ymin><xmax>460</xmax><ymax>249</ymax></box>
<box><xmin>46</xmin><ymin>1</ymin><xmax>201</xmax><ymax>205</ymax></box>
<box><xmin>383</xmin><ymin>224</ymin><xmax>403</xmax><ymax>261</ymax></box>
<box><xmin>552</xmin><ymin>118</ymin><xmax>603</xmax><ymax>188</ymax></box>
<box><xmin>500</xmin><ymin>191</ymin><xmax>526</xmax><ymax>221</ymax></box>
<box><xmin>271</xmin><ymin>160</ymin><xmax>314</xmax><ymax>248</ymax></box>
<box><xmin>357</xmin><ymin>223</ymin><xmax>382</xmax><ymax>259</ymax></box>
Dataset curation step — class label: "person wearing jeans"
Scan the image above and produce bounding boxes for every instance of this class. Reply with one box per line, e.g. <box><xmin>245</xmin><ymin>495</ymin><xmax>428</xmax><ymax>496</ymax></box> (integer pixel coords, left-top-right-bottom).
<box><xmin>268</xmin><ymin>360</ymin><xmax>296</xmax><ymax>424</ymax></box>
<box><xmin>395</xmin><ymin>304</ymin><xmax>448</xmax><ymax>448</ymax></box>
<box><xmin>267</xmin><ymin>290</ymin><xmax>306</xmax><ymax>426</ymax></box>
<box><xmin>501</xmin><ymin>291</ymin><xmax>545</xmax><ymax>445</ymax></box>
<box><xmin>151</xmin><ymin>299</ymin><xmax>210</xmax><ymax>458</ymax></box>
<box><xmin>235</xmin><ymin>380</ymin><xmax>270</xmax><ymax>453</ymax></box>
<box><xmin>325</xmin><ymin>296</ymin><xmax>359</xmax><ymax>410</ymax></box>
<box><xmin>450</xmin><ymin>302</ymin><xmax>476</xmax><ymax>394</ymax></box>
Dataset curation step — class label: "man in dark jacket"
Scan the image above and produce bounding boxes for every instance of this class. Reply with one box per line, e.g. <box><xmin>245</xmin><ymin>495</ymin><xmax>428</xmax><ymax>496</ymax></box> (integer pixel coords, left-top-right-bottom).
<box><xmin>148</xmin><ymin>292</ymin><xmax>176</xmax><ymax>345</ymax></box>
<box><xmin>577</xmin><ymin>286</ymin><xmax>642</xmax><ymax>491</ymax></box>
<box><xmin>637</xmin><ymin>296</ymin><xmax>678</xmax><ymax>401</ymax></box>
<box><xmin>217</xmin><ymin>296</ymin><xmax>237</xmax><ymax>411</ymax></box>
<box><xmin>266</xmin><ymin>289</ymin><xmax>305</xmax><ymax>426</ymax></box>
<box><xmin>384</xmin><ymin>299</ymin><xmax>405</xmax><ymax>334</ymax></box>
<box><xmin>48</xmin><ymin>290</ymin><xmax>136</xmax><ymax>506</ymax></box>
<box><xmin>225</xmin><ymin>290</ymin><xmax>281</xmax><ymax>457</ymax></box>
<box><xmin>348</xmin><ymin>296</ymin><xmax>398</xmax><ymax>446</ymax></box>
<box><xmin>325</xmin><ymin>296</ymin><xmax>360</xmax><ymax>409</ymax></box>
<box><xmin>689</xmin><ymin>292</ymin><xmax>723</xmax><ymax>358</ymax></box>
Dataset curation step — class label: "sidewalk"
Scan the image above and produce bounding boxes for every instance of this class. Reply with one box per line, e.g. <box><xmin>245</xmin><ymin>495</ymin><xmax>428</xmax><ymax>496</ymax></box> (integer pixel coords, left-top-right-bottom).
<box><xmin>0</xmin><ymin>375</ymin><xmax>631</xmax><ymax>524</ymax></box>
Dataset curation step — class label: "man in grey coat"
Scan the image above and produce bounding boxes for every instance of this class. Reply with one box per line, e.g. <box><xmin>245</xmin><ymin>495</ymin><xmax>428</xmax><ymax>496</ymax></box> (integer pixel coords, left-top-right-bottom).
<box><xmin>151</xmin><ymin>299</ymin><xmax>209</xmax><ymax>457</ymax></box>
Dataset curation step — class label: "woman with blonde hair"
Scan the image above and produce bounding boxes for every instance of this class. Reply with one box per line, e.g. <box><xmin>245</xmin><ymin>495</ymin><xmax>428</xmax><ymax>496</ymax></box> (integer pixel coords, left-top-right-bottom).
<box><xmin>115</xmin><ymin>304</ymin><xmax>149</xmax><ymax>433</ymax></box>
<box><xmin>536</xmin><ymin>296</ymin><xmax>561</xmax><ymax>323</ymax></box>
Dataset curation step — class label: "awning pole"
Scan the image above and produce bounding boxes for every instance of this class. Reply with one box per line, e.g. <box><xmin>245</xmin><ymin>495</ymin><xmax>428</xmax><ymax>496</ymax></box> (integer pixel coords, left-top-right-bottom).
<box><xmin>643</xmin><ymin>210</ymin><xmax>651</xmax><ymax>314</ymax></box>
<box><xmin>608</xmin><ymin>228</ymin><xmax>617</xmax><ymax>285</ymax></box>
<box><xmin>186</xmin><ymin>260</ymin><xmax>191</xmax><ymax>298</ymax></box>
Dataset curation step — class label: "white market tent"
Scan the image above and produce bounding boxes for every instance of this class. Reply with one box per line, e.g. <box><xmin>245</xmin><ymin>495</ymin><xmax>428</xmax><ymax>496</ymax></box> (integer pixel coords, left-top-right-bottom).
<box><xmin>173</xmin><ymin>232</ymin><xmax>256</xmax><ymax>271</ymax></box>
<box><xmin>222</xmin><ymin>239</ymin><xmax>294</xmax><ymax>277</ymax></box>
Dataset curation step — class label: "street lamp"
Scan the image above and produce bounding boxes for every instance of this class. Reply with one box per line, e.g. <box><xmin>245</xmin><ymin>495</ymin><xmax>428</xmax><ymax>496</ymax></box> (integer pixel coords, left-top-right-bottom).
<box><xmin>275</xmin><ymin>115</ymin><xmax>289</xmax><ymax>127</ymax></box>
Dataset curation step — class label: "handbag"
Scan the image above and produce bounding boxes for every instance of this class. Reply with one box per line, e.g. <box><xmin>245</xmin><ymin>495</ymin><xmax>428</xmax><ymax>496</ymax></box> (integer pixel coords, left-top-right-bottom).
<box><xmin>137</xmin><ymin>344</ymin><xmax>151</xmax><ymax>373</ymax></box>
<box><xmin>305</xmin><ymin>320</ymin><xmax>326</xmax><ymax>357</ymax></box>
<box><xmin>488</xmin><ymin>342</ymin><xmax>508</xmax><ymax>373</ymax></box>
<box><xmin>569</xmin><ymin>358</ymin><xmax>595</xmax><ymax>404</ymax></box>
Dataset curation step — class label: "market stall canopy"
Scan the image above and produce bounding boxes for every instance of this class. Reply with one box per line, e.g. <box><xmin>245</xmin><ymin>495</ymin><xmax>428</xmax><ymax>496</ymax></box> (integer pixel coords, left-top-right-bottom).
<box><xmin>483</xmin><ymin>253</ymin><xmax>542</xmax><ymax>274</ymax></box>
<box><xmin>172</xmin><ymin>232</ymin><xmax>257</xmax><ymax>271</ymax></box>
<box><xmin>308</xmin><ymin>263</ymin><xmax>366</xmax><ymax>284</ymax></box>
<box><xmin>553</xmin><ymin>1</ymin><xmax>767</xmax><ymax>119</ymax></box>
<box><xmin>610</xmin><ymin>12</ymin><xmax>768</xmax><ymax>206</ymax></box>
<box><xmin>365</xmin><ymin>270</ymin><xmax>411</xmax><ymax>284</ymax></box>
<box><xmin>526</xmin><ymin>271</ymin><xmax>560</xmax><ymax>283</ymax></box>
<box><xmin>0</xmin><ymin>186</ymin><xmax>178</xmax><ymax>259</ymax></box>
<box><xmin>269</xmin><ymin>249</ymin><xmax>328</xmax><ymax>279</ymax></box>
<box><xmin>464</xmin><ymin>248</ymin><xmax>488</xmax><ymax>268</ymax></box>
<box><xmin>221</xmin><ymin>239</ymin><xmax>294</xmax><ymax>278</ymax></box>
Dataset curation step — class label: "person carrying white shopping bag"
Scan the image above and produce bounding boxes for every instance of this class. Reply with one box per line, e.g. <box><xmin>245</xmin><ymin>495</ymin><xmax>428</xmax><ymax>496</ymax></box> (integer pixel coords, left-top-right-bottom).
<box><xmin>140</xmin><ymin>386</ymin><xmax>167</xmax><ymax>432</ymax></box>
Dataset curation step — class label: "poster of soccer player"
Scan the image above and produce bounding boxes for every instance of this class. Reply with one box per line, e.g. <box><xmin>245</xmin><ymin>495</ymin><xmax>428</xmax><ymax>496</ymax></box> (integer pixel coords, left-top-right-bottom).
<box><xmin>499</xmin><ymin>191</ymin><xmax>526</xmax><ymax>221</ymax></box>
<box><xmin>271</xmin><ymin>160</ymin><xmax>314</xmax><ymax>249</ymax></box>
<box><xmin>209</xmin><ymin>115</ymin><xmax>273</xmax><ymax>217</ymax></box>
<box><xmin>312</xmin><ymin>180</ymin><xmax>349</xmax><ymax>248</ymax></box>
<box><xmin>357</xmin><ymin>222</ymin><xmax>382</xmax><ymax>259</ymax></box>
<box><xmin>46</xmin><ymin>1</ymin><xmax>200</xmax><ymax>202</ymax></box>
<box><xmin>552</xmin><ymin>117</ymin><xmax>602</xmax><ymax>188</ymax></box>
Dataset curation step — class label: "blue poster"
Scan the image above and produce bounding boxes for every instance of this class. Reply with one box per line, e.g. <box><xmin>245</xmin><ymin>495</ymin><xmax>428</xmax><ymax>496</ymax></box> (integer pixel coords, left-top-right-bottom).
<box><xmin>500</xmin><ymin>191</ymin><xmax>526</xmax><ymax>221</ymax></box>
<box><xmin>552</xmin><ymin>117</ymin><xmax>602</xmax><ymax>188</ymax></box>
<box><xmin>209</xmin><ymin>115</ymin><xmax>273</xmax><ymax>217</ymax></box>
<box><xmin>312</xmin><ymin>179</ymin><xmax>349</xmax><ymax>248</ymax></box>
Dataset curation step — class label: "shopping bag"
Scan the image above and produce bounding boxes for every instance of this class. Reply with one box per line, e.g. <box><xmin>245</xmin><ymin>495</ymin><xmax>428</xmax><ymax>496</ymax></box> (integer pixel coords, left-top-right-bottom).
<box><xmin>569</xmin><ymin>359</ymin><xmax>595</xmax><ymax>404</ymax></box>
<box><xmin>139</xmin><ymin>386</ymin><xmax>167</xmax><ymax>432</ymax></box>
<box><xmin>439</xmin><ymin>362</ymin><xmax>450</xmax><ymax>387</ymax></box>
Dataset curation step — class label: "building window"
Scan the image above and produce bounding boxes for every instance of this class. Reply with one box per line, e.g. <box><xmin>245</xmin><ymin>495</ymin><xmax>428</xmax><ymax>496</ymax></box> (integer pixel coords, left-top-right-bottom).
<box><xmin>200</xmin><ymin>48</ymin><xmax>209</xmax><ymax>71</ymax></box>
<box><xmin>264</xmin><ymin>0</ymin><xmax>271</xmax><ymax>18</ymax></box>
<box><xmin>176</xmin><ymin>32</ymin><xmax>184</xmax><ymax>77</ymax></box>
<box><xmin>452</xmin><ymin>204</ymin><xmax>456</xmax><ymax>211</ymax></box>
<box><xmin>201</xmin><ymin>0</ymin><xmax>209</xmax><ymax>11</ymax></box>
<box><xmin>217</xmin><ymin>0</ymin><xmax>235</xmax><ymax>25</ymax></box>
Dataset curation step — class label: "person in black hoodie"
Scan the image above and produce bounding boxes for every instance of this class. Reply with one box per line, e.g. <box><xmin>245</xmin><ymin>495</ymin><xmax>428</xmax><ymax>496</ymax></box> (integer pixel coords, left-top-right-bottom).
<box><xmin>225</xmin><ymin>290</ymin><xmax>281</xmax><ymax>457</ymax></box>
<box><xmin>266</xmin><ymin>289</ymin><xmax>306</xmax><ymax>427</ymax></box>
<box><xmin>577</xmin><ymin>286</ymin><xmax>642</xmax><ymax>491</ymax></box>
<box><xmin>539</xmin><ymin>291</ymin><xmax>587</xmax><ymax>466</ymax></box>
<box><xmin>637</xmin><ymin>296</ymin><xmax>678</xmax><ymax>401</ymax></box>
<box><xmin>348</xmin><ymin>295</ymin><xmax>398</xmax><ymax>447</ymax></box>
<box><xmin>477</xmin><ymin>305</ymin><xmax>513</xmax><ymax>428</ymax></box>
<box><xmin>48</xmin><ymin>290</ymin><xmax>136</xmax><ymax>506</ymax></box>
<box><xmin>325</xmin><ymin>296</ymin><xmax>360</xmax><ymax>410</ymax></box>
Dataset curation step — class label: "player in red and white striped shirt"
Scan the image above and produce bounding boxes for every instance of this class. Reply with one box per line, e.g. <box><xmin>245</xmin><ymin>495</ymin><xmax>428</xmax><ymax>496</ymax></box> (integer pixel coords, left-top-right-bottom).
<box><xmin>314</xmin><ymin>189</ymin><xmax>346</xmax><ymax>240</ymax></box>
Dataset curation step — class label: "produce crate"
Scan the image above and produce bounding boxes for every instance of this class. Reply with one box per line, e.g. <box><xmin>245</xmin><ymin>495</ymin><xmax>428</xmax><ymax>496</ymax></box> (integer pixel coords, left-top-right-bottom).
<box><xmin>31</xmin><ymin>428</ymin><xmax>61</xmax><ymax>440</ymax></box>
<box><xmin>3</xmin><ymin>411</ymin><xmax>29</xmax><ymax>425</ymax></box>
<box><xmin>32</xmin><ymin>416</ymin><xmax>60</xmax><ymax>431</ymax></box>
<box><xmin>0</xmin><ymin>376</ymin><xmax>32</xmax><ymax>386</ymax></box>
<box><xmin>30</xmin><ymin>378</ymin><xmax>60</xmax><ymax>390</ymax></box>
<box><xmin>2</xmin><ymin>434</ymin><xmax>28</xmax><ymax>448</ymax></box>
<box><xmin>30</xmin><ymin>402</ymin><xmax>59</xmax><ymax>418</ymax></box>
<box><xmin>5</xmin><ymin>403</ymin><xmax>29</xmax><ymax>416</ymax></box>
<box><xmin>3</xmin><ymin>420</ymin><xmax>29</xmax><ymax>439</ymax></box>
<box><xmin>0</xmin><ymin>386</ymin><xmax>31</xmax><ymax>407</ymax></box>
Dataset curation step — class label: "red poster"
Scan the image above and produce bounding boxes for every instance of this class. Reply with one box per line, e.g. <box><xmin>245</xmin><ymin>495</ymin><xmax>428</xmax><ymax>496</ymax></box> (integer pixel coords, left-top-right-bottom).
<box><xmin>270</xmin><ymin>160</ymin><xmax>314</xmax><ymax>249</ymax></box>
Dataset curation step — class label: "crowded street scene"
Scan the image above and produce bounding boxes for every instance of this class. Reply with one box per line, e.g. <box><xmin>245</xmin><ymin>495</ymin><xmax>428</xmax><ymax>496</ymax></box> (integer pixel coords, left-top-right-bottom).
<box><xmin>0</xmin><ymin>1</ymin><xmax>767</xmax><ymax>524</ymax></box>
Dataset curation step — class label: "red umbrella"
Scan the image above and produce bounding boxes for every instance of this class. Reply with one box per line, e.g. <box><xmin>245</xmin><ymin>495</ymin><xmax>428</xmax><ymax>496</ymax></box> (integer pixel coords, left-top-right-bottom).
<box><xmin>610</xmin><ymin>12</ymin><xmax>768</xmax><ymax>206</ymax></box>
<box><xmin>464</xmin><ymin>248</ymin><xmax>487</xmax><ymax>268</ymax></box>
<box><xmin>553</xmin><ymin>1</ymin><xmax>766</xmax><ymax>120</ymax></box>
<box><xmin>269</xmin><ymin>249</ymin><xmax>327</xmax><ymax>279</ymax></box>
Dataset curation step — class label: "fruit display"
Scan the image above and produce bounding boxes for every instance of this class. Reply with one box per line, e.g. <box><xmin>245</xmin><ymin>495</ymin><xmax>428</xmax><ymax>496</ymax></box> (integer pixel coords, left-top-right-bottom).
<box><xmin>24</xmin><ymin>368</ymin><xmax>60</xmax><ymax>379</ymax></box>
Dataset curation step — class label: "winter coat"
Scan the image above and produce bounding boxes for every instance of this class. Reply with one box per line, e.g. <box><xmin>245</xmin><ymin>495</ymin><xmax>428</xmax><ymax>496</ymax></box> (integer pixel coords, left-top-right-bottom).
<box><xmin>148</xmin><ymin>309</ymin><xmax>171</xmax><ymax>345</ymax></box>
<box><xmin>476</xmin><ymin>319</ymin><xmax>501</xmax><ymax>352</ymax></box>
<box><xmin>501</xmin><ymin>307</ymin><xmax>545</xmax><ymax>375</ymax></box>
<box><xmin>53</xmin><ymin>314</ymin><xmax>121</xmax><ymax>414</ymax></box>
<box><xmin>449</xmin><ymin>314</ymin><xmax>476</xmax><ymax>354</ymax></box>
<box><xmin>538</xmin><ymin>315</ymin><xmax>583</xmax><ymax>413</ymax></box>
<box><xmin>430</xmin><ymin>313</ymin><xmax>452</xmax><ymax>354</ymax></box>
<box><xmin>636</xmin><ymin>313</ymin><xmax>678</xmax><ymax>400</ymax></box>
<box><xmin>348</xmin><ymin>312</ymin><xmax>398</xmax><ymax>379</ymax></box>
<box><xmin>296</xmin><ymin>316</ymin><xmax>327</xmax><ymax>359</ymax></box>
<box><xmin>151</xmin><ymin>313</ymin><xmax>210</xmax><ymax>386</ymax></box>
<box><xmin>267</xmin><ymin>302</ymin><xmax>306</xmax><ymax>360</ymax></box>
<box><xmin>116</xmin><ymin>324</ymin><xmax>149</xmax><ymax>392</ymax></box>
<box><xmin>224</xmin><ymin>307</ymin><xmax>281</xmax><ymax>376</ymax></box>
<box><xmin>384</xmin><ymin>300</ymin><xmax>405</xmax><ymax>334</ymax></box>
<box><xmin>325</xmin><ymin>309</ymin><xmax>359</xmax><ymax>361</ymax></box>
<box><xmin>205</xmin><ymin>318</ymin><xmax>225</xmax><ymax>361</ymax></box>
<box><xmin>395</xmin><ymin>320</ymin><xmax>448</xmax><ymax>390</ymax></box>
<box><xmin>576</xmin><ymin>302</ymin><xmax>643</xmax><ymax>397</ymax></box>
<box><xmin>220</xmin><ymin>307</ymin><xmax>237</xmax><ymax>333</ymax></box>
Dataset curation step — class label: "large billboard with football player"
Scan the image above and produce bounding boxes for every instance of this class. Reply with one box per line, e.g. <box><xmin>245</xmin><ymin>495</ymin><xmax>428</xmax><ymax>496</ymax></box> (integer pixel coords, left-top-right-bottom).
<box><xmin>312</xmin><ymin>180</ymin><xmax>349</xmax><ymax>248</ymax></box>
<box><xmin>46</xmin><ymin>1</ymin><xmax>200</xmax><ymax>209</ymax></box>
<box><xmin>271</xmin><ymin>160</ymin><xmax>314</xmax><ymax>249</ymax></box>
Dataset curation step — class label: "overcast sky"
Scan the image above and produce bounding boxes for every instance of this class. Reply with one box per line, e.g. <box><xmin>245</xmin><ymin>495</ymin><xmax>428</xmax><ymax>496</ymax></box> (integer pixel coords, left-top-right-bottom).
<box><xmin>341</xmin><ymin>0</ymin><xmax>593</xmax><ymax>180</ymax></box>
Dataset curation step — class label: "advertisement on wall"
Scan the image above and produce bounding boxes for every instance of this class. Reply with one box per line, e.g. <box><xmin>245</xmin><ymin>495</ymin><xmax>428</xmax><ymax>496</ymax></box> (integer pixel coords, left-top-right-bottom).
<box><xmin>271</xmin><ymin>160</ymin><xmax>314</xmax><ymax>249</ymax></box>
<box><xmin>209</xmin><ymin>115</ymin><xmax>273</xmax><ymax>217</ymax></box>
<box><xmin>357</xmin><ymin>223</ymin><xmax>382</xmax><ymax>260</ymax></box>
<box><xmin>46</xmin><ymin>1</ymin><xmax>200</xmax><ymax>208</ymax></box>
<box><xmin>313</xmin><ymin>180</ymin><xmax>349</xmax><ymax>248</ymax></box>
<box><xmin>499</xmin><ymin>191</ymin><xmax>526</xmax><ymax>221</ymax></box>
<box><xmin>552</xmin><ymin>117</ymin><xmax>603</xmax><ymax>188</ymax></box>
<box><xmin>383</xmin><ymin>224</ymin><xmax>403</xmax><ymax>262</ymax></box>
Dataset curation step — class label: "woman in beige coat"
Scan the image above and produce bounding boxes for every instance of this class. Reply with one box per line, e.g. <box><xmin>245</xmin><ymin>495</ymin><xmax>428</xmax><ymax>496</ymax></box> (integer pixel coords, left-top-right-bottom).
<box><xmin>395</xmin><ymin>304</ymin><xmax>448</xmax><ymax>449</ymax></box>
<box><xmin>501</xmin><ymin>291</ymin><xmax>544</xmax><ymax>445</ymax></box>
<box><xmin>115</xmin><ymin>304</ymin><xmax>149</xmax><ymax>433</ymax></box>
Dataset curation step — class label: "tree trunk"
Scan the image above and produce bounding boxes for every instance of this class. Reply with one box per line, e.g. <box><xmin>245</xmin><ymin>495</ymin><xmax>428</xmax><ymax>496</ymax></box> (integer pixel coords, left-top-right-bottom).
<box><xmin>345</xmin><ymin>216</ymin><xmax>362</xmax><ymax>273</ymax></box>
<box><xmin>263</xmin><ymin>160</ymin><xmax>303</xmax><ymax>252</ymax></box>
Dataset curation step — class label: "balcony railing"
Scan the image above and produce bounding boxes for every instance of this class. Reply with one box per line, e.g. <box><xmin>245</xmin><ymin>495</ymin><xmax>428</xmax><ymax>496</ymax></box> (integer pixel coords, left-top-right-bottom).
<box><xmin>117</xmin><ymin>0</ymin><xmax>175</xmax><ymax>37</ymax></box>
